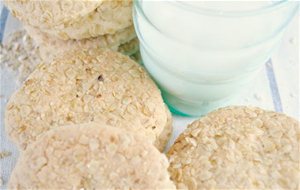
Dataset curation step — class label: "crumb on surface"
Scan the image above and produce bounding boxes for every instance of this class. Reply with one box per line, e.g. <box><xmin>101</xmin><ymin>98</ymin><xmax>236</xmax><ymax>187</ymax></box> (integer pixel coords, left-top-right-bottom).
<box><xmin>0</xmin><ymin>30</ymin><xmax>42</xmax><ymax>85</ymax></box>
<box><xmin>0</xmin><ymin>150</ymin><xmax>12</xmax><ymax>159</ymax></box>
<box><xmin>253</xmin><ymin>93</ymin><xmax>262</xmax><ymax>101</ymax></box>
<box><xmin>289</xmin><ymin>92</ymin><xmax>295</xmax><ymax>98</ymax></box>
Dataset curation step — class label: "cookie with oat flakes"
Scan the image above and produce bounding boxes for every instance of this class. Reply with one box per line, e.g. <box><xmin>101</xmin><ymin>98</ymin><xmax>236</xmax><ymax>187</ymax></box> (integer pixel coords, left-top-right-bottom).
<box><xmin>38</xmin><ymin>37</ymin><xmax>139</xmax><ymax>64</ymax></box>
<box><xmin>8</xmin><ymin>122</ymin><xmax>176</xmax><ymax>189</ymax></box>
<box><xmin>167</xmin><ymin>106</ymin><xmax>300</xmax><ymax>190</ymax></box>
<box><xmin>5</xmin><ymin>48</ymin><xmax>172</xmax><ymax>151</ymax></box>
<box><xmin>24</xmin><ymin>24</ymin><xmax>138</xmax><ymax>63</ymax></box>
<box><xmin>4</xmin><ymin>0</ymin><xmax>133</xmax><ymax>40</ymax></box>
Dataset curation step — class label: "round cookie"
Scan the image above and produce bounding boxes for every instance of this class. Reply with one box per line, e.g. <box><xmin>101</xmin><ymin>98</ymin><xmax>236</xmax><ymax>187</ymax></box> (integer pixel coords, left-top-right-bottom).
<box><xmin>8</xmin><ymin>122</ymin><xmax>176</xmax><ymax>189</ymax></box>
<box><xmin>24</xmin><ymin>25</ymin><xmax>138</xmax><ymax>62</ymax></box>
<box><xmin>167</xmin><ymin>106</ymin><xmax>300</xmax><ymax>190</ymax></box>
<box><xmin>39</xmin><ymin>38</ymin><xmax>139</xmax><ymax>63</ymax></box>
<box><xmin>5</xmin><ymin>0</ymin><xmax>132</xmax><ymax>40</ymax></box>
<box><xmin>155</xmin><ymin>106</ymin><xmax>173</xmax><ymax>151</ymax></box>
<box><xmin>5</xmin><ymin>48</ymin><xmax>171</xmax><ymax>151</ymax></box>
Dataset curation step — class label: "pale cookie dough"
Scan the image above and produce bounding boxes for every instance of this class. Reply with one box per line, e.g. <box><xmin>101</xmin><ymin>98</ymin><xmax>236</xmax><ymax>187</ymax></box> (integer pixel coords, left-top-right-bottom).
<box><xmin>167</xmin><ymin>106</ymin><xmax>300</xmax><ymax>190</ymax></box>
<box><xmin>155</xmin><ymin>106</ymin><xmax>173</xmax><ymax>151</ymax></box>
<box><xmin>5</xmin><ymin>0</ymin><xmax>132</xmax><ymax>40</ymax></box>
<box><xmin>39</xmin><ymin>38</ymin><xmax>139</xmax><ymax>63</ymax></box>
<box><xmin>5</xmin><ymin>49</ymin><xmax>171</xmax><ymax>151</ymax></box>
<box><xmin>8</xmin><ymin>122</ymin><xmax>176</xmax><ymax>189</ymax></box>
<box><xmin>130</xmin><ymin>50</ymin><xmax>142</xmax><ymax>64</ymax></box>
<box><xmin>117</xmin><ymin>38</ymin><xmax>140</xmax><ymax>57</ymax></box>
<box><xmin>24</xmin><ymin>25</ymin><xmax>138</xmax><ymax>62</ymax></box>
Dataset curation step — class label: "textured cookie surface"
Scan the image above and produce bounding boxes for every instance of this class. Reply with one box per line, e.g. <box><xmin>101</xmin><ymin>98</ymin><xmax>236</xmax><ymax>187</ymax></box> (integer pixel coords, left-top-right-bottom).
<box><xmin>167</xmin><ymin>106</ymin><xmax>300</xmax><ymax>190</ymax></box>
<box><xmin>5</xmin><ymin>49</ymin><xmax>171</xmax><ymax>151</ymax></box>
<box><xmin>5</xmin><ymin>0</ymin><xmax>133</xmax><ymax>40</ymax></box>
<box><xmin>9</xmin><ymin>122</ymin><xmax>176</xmax><ymax>189</ymax></box>
<box><xmin>39</xmin><ymin>38</ymin><xmax>139</xmax><ymax>63</ymax></box>
<box><xmin>117</xmin><ymin>38</ymin><xmax>140</xmax><ymax>57</ymax></box>
<box><xmin>24</xmin><ymin>25</ymin><xmax>138</xmax><ymax>62</ymax></box>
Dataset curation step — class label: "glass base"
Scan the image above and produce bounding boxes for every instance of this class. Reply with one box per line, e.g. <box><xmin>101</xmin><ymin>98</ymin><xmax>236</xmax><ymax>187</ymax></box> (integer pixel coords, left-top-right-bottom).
<box><xmin>162</xmin><ymin>90</ymin><xmax>233</xmax><ymax>117</ymax></box>
<box><xmin>165</xmin><ymin>101</ymin><xmax>191</xmax><ymax>117</ymax></box>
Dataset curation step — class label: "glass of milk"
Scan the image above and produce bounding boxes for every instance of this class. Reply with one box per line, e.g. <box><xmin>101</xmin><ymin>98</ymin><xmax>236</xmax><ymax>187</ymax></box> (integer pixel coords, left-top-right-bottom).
<box><xmin>133</xmin><ymin>1</ymin><xmax>299</xmax><ymax>116</ymax></box>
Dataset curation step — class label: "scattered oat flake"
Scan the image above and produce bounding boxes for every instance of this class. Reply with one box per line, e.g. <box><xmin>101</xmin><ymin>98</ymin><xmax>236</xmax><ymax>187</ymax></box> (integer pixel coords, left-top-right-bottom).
<box><xmin>289</xmin><ymin>92</ymin><xmax>295</xmax><ymax>98</ymax></box>
<box><xmin>288</xmin><ymin>58</ymin><xmax>295</xmax><ymax>65</ymax></box>
<box><xmin>0</xmin><ymin>30</ymin><xmax>42</xmax><ymax>85</ymax></box>
<box><xmin>253</xmin><ymin>93</ymin><xmax>262</xmax><ymax>101</ymax></box>
<box><xmin>0</xmin><ymin>150</ymin><xmax>12</xmax><ymax>159</ymax></box>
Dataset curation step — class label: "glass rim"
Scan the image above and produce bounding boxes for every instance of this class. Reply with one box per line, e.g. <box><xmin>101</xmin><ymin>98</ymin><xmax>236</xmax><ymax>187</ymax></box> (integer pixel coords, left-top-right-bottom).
<box><xmin>135</xmin><ymin>0</ymin><xmax>297</xmax><ymax>17</ymax></box>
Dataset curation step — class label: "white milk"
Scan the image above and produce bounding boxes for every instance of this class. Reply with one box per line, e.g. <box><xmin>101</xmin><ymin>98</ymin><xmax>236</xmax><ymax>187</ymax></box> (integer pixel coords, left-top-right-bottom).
<box><xmin>133</xmin><ymin>1</ymin><xmax>299</xmax><ymax>116</ymax></box>
<box><xmin>181</xmin><ymin>1</ymin><xmax>275</xmax><ymax>11</ymax></box>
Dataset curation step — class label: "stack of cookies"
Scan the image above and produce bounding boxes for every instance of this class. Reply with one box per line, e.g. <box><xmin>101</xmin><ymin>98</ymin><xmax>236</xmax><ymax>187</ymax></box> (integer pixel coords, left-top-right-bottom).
<box><xmin>4</xmin><ymin>0</ymin><xmax>138</xmax><ymax>62</ymax></box>
<box><xmin>6</xmin><ymin>49</ymin><xmax>175</xmax><ymax>189</ymax></box>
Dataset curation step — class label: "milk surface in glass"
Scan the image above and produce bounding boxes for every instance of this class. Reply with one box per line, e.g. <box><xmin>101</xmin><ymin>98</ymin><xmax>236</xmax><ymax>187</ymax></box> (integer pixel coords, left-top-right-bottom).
<box><xmin>133</xmin><ymin>1</ymin><xmax>299</xmax><ymax>116</ymax></box>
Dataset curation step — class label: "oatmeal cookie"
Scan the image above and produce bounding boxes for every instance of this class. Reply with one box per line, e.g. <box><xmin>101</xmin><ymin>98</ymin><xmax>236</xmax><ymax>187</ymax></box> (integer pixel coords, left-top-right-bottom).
<box><xmin>24</xmin><ymin>25</ymin><xmax>138</xmax><ymax>62</ymax></box>
<box><xmin>167</xmin><ymin>106</ymin><xmax>300</xmax><ymax>190</ymax></box>
<box><xmin>5</xmin><ymin>49</ymin><xmax>171</xmax><ymax>151</ymax></box>
<box><xmin>5</xmin><ymin>0</ymin><xmax>132</xmax><ymax>40</ymax></box>
<box><xmin>9</xmin><ymin>122</ymin><xmax>175</xmax><ymax>189</ymax></box>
